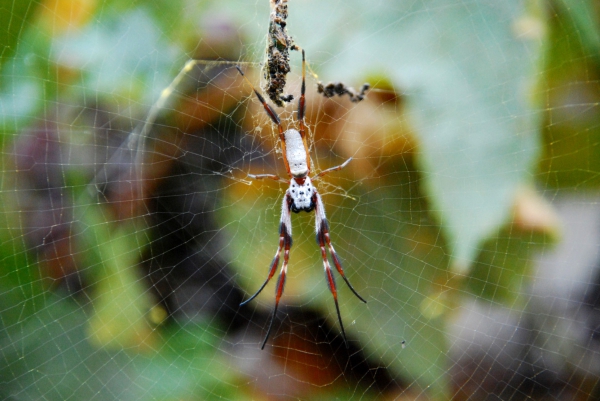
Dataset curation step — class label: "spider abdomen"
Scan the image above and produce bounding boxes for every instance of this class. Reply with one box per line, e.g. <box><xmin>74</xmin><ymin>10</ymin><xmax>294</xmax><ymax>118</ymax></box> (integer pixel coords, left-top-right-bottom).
<box><xmin>284</xmin><ymin>129</ymin><xmax>308</xmax><ymax>177</ymax></box>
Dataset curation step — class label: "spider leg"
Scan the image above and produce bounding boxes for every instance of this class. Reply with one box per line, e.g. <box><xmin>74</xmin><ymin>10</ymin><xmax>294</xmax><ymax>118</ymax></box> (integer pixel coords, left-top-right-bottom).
<box><xmin>313</xmin><ymin>191</ymin><xmax>366</xmax><ymax>348</ymax></box>
<box><xmin>240</xmin><ymin>192</ymin><xmax>292</xmax><ymax>306</ymax></box>
<box><xmin>247</xmin><ymin>173</ymin><xmax>288</xmax><ymax>184</ymax></box>
<box><xmin>320</xmin><ymin>229</ymin><xmax>348</xmax><ymax>348</ymax></box>
<box><xmin>235</xmin><ymin>65</ymin><xmax>292</xmax><ymax>176</ymax></box>
<box><xmin>261</xmin><ymin>247</ymin><xmax>289</xmax><ymax>349</ymax></box>
<box><xmin>262</xmin><ymin>193</ymin><xmax>293</xmax><ymax>349</ymax></box>
<box><xmin>313</xmin><ymin>157</ymin><xmax>353</xmax><ymax>181</ymax></box>
<box><xmin>236</xmin><ymin>66</ymin><xmax>282</xmax><ymax>129</ymax></box>
<box><xmin>296</xmin><ymin>49</ymin><xmax>311</xmax><ymax>172</ymax></box>
<box><xmin>297</xmin><ymin>49</ymin><xmax>306</xmax><ymax>128</ymax></box>
<box><xmin>240</xmin><ymin>192</ymin><xmax>293</xmax><ymax>349</ymax></box>
<box><xmin>239</xmin><ymin>223</ymin><xmax>284</xmax><ymax>307</ymax></box>
<box><xmin>320</xmin><ymin>216</ymin><xmax>367</xmax><ymax>304</ymax></box>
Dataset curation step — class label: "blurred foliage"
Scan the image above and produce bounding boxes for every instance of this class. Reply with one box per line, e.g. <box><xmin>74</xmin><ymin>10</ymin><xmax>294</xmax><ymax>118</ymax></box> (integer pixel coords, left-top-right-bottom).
<box><xmin>0</xmin><ymin>0</ymin><xmax>40</xmax><ymax>67</ymax></box>
<box><xmin>0</xmin><ymin>0</ymin><xmax>598</xmax><ymax>400</ymax></box>
<box><xmin>538</xmin><ymin>0</ymin><xmax>600</xmax><ymax>188</ymax></box>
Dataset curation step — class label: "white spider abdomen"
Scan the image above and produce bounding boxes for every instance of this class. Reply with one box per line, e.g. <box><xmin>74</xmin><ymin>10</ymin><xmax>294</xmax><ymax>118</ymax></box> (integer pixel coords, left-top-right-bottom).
<box><xmin>284</xmin><ymin>129</ymin><xmax>308</xmax><ymax>177</ymax></box>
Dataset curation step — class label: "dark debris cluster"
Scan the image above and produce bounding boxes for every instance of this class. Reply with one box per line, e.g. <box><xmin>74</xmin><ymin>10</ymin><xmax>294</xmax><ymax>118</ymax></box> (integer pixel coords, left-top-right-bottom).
<box><xmin>263</xmin><ymin>0</ymin><xmax>298</xmax><ymax>107</ymax></box>
<box><xmin>317</xmin><ymin>81</ymin><xmax>371</xmax><ymax>103</ymax></box>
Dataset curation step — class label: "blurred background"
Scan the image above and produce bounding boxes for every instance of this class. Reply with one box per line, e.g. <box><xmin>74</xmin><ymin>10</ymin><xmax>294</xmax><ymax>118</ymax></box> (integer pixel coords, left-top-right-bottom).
<box><xmin>1</xmin><ymin>0</ymin><xmax>599</xmax><ymax>399</ymax></box>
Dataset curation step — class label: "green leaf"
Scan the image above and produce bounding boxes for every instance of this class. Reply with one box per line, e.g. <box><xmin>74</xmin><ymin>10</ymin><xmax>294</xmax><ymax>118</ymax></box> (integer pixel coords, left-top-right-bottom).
<box><xmin>0</xmin><ymin>54</ymin><xmax>46</xmax><ymax>133</ymax></box>
<box><xmin>311</xmin><ymin>0</ymin><xmax>541</xmax><ymax>272</ymax></box>
<box><xmin>0</xmin><ymin>294</ymin><xmax>140</xmax><ymax>401</ymax></box>
<box><xmin>553</xmin><ymin>0</ymin><xmax>600</xmax><ymax>66</ymax></box>
<box><xmin>132</xmin><ymin>322</ymin><xmax>243</xmax><ymax>400</ymax></box>
<box><xmin>339</xmin><ymin>185</ymin><xmax>450</xmax><ymax>398</ymax></box>
<box><xmin>538</xmin><ymin>1</ymin><xmax>600</xmax><ymax>188</ymax></box>
<box><xmin>86</xmin><ymin>225</ymin><xmax>154</xmax><ymax>349</ymax></box>
<box><xmin>221</xmin><ymin>0</ymin><xmax>542</xmax><ymax>271</ymax></box>
<box><xmin>468</xmin><ymin>227</ymin><xmax>550</xmax><ymax>304</ymax></box>
<box><xmin>0</xmin><ymin>0</ymin><xmax>40</xmax><ymax>68</ymax></box>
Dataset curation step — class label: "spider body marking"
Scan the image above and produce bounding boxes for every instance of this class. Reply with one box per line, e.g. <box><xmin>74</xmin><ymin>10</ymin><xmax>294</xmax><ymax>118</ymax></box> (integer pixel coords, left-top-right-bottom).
<box><xmin>237</xmin><ymin>49</ymin><xmax>366</xmax><ymax>350</ymax></box>
<box><xmin>289</xmin><ymin>178</ymin><xmax>315</xmax><ymax>214</ymax></box>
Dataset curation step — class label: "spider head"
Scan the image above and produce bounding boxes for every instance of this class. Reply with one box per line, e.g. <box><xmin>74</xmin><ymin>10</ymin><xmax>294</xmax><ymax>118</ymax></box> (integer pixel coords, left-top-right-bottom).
<box><xmin>289</xmin><ymin>177</ymin><xmax>315</xmax><ymax>213</ymax></box>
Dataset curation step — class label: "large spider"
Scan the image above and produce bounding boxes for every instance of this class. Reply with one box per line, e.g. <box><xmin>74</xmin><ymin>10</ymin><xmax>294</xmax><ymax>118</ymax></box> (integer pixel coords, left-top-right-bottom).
<box><xmin>237</xmin><ymin>50</ymin><xmax>366</xmax><ymax>349</ymax></box>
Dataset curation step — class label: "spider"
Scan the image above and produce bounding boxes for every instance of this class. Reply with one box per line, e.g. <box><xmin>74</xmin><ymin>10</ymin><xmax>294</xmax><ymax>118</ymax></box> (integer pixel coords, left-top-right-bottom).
<box><xmin>236</xmin><ymin>49</ymin><xmax>367</xmax><ymax>349</ymax></box>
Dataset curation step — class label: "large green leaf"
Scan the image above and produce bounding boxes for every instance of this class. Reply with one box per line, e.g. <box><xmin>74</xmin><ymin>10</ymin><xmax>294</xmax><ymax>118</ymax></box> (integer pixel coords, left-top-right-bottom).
<box><xmin>220</xmin><ymin>0</ymin><xmax>541</xmax><ymax>397</ymax></box>
<box><xmin>217</xmin><ymin>0</ymin><xmax>541</xmax><ymax>272</ymax></box>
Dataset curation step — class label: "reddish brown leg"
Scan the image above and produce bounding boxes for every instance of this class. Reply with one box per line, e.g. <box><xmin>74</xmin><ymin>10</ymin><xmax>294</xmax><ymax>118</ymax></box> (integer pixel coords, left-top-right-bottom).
<box><xmin>247</xmin><ymin>173</ymin><xmax>288</xmax><ymax>183</ymax></box>
<box><xmin>261</xmin><ymin>230</ymin><xmax>291</xmax><ymax>349</ymax></box>
<box><xmin>313</xmin><ymin>192</ymin><xmax>366</xmax><ymax>348</ymax></box>
<box><xmin>297</xmin><ymin>49</ymin><xmax>310</xmax><ymax>172</ymax></box>
<box><xmin>313</xmin><ymin>157</ymin><xmax>353</xmax><ymax>181</ymax></box>
<box><xmin>240</xmin><ymin>193</ymin><xmax>294</xmax><ymax>349</ymax></box>
<box><xmin>236</xmin><ymin>65</ymin><xmax>291</xmax><ymax>176</ymax></box>
<box><xmin>261</xmin><ymin>194</ymin><xmax>292</xmax><ymax>348</ymax></box>
<box><xmin>318</xmin><ymin>226</ymin><xmax>349</xmax><ymax>348</ymax></box>
<box><xmin>239</xmin><ymin>220</ymin><xmax>288</xmax><ymax>307</ymax></box>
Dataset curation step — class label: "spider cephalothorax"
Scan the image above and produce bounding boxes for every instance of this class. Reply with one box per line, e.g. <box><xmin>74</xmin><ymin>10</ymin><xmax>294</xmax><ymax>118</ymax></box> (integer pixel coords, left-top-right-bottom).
<box><xmin>236</xmin><ymin>49</ymin><xmax>367</xmax><ymax>349</ymax></box>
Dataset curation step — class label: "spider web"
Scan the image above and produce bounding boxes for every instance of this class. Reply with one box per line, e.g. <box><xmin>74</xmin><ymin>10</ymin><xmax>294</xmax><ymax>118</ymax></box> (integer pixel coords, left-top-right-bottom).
<box><xmin>1</xmin><ymin>0</ymin><xmax>600</xmax><ymax>400</ymax></box>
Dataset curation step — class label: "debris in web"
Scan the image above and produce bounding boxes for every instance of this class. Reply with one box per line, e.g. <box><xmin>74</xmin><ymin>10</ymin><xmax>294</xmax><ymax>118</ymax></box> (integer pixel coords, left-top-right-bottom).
<box><xmin>317</xmin><ymin>81</ymin><xmax>371</xmax><ymax>103</ymax></box>
<box><xmin>263</xmin><ymin>0</ymin><xmax>299</xmax><ymax>107</ymax></box>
